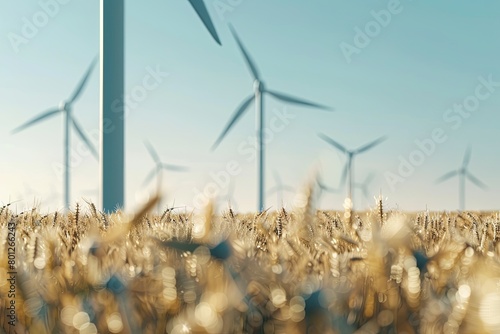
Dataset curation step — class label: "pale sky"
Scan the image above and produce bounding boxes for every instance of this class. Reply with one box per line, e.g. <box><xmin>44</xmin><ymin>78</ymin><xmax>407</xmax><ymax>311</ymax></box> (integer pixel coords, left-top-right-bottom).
<box><xmin>1</xmin><ymin>0</ymin><xmax>499</xmax><ymax>213</ymax></box>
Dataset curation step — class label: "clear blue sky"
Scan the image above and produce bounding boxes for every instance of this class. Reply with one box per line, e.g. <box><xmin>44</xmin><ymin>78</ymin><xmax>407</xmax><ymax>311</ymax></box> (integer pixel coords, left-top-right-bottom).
<box><xmin>1</xmin><ymin>0</ymin><xmax>499</xmax><ymax>213</ymax></box>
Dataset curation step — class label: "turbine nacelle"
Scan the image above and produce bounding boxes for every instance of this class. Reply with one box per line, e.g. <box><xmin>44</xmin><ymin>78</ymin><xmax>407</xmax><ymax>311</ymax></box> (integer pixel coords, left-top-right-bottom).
<box><xmin>254</xmin><ymin>80</ymin><xmax>264</xmax><ymax>93</ymax></box>
<box><xmin>59</xmin><ymin>100</ymin><xmax>71</xmax><ymax>113</ymax></box>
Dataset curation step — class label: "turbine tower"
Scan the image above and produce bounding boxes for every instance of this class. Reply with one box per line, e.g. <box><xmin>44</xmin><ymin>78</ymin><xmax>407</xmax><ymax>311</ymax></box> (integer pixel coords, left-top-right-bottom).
<box><xmin>318</xmin><ymin>133</ymin><xmax>386</xmax><ymax>205</ymax></box>
<box><xmin>100</xmin><ymin>0</ymin><xmax>220</xmax><ymax>212</ymax></box>
<box><xmin>212</xmin><ymin>25</ymin><xmax>332</xmax><ymax>211</ymax></box>
<box><xmin>435</xmin><ymin>147</ymin><xmax>487</xmax><ymax>211</ymax></box>
<box><xmin>12</xmin><ymin>59</ymin><xmax>98</xmax><ymax>210</ymax></box>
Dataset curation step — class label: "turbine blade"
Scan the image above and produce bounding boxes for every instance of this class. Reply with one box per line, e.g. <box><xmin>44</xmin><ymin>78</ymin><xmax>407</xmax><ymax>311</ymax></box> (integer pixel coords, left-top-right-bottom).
<box><xmin>355</xmin><ymin>136</ymin><xmax>387</xmax><ymax>154</ymax></box>
<box><xmin>317</xmin><ymin>133</ymin><xmax>347</xmax><ymax>153</ymax></box>
<box><xmin>462</xmin><ymin>146</ymin><xmax>471</xmax><ymax>168</ymax></box>
<box><xmin>68</xmin><ymin>57</ymin><xmax>98</xmax><ymax>104</ymax></box>
<box><xmin>162</xmin><ymin>163</ymin><xmax>189</xmax><ymax>172</ymax></box>
<box><xmin>267</xmin><ymin>90</ymin><xmax>332</xmax><ymax>111</ymax></box>
<box><xmin>187</xmin><ymin>0</ymin><xmax>221</xmax><ymax>45</ymax></box>
<box><xmin>358</xmin><ymin>174</ymin><xmax>373</xmax><ymax>200</ymax></box>
<box><xmin>466</xmin><ymin>171</ymin><xmax>487</xmax><ymax>190</ymax></box>
<box><xmin>71</xmin><ymin>117</ymin><xmax>98</xmax><ymax>159</ymax></box>
<box><xmin>144</xmin><ymin>140</ymin><xmax>161</xmax><ymax>164</ymax></box>
<box><xmin>435</xmin><ymin>170</ymin><xmax>458</xmax><ymax>184</ymax></box>
<box><xmin>11</xmin><ymin>108</ymin><xmax>61</xmax><ymax>134</ymax></box>
<box><xmin>353</xmin><ymin>183</ymin><xmax>369</xmax><ymax>200</ymax></box>
<box><xmin>143</xmin><ymin>168</ymin><xmax>158</xmax><ymax>186</ymax></box>
<box><xmin>228</xmin><ymin>24</ymin><xmax>261</xmax><ymax>80</ymax></box>
<box><xmin>316</xmin><ymin>178</ymin><xmax>339</xmax><ymax>193</ymax></box>
<box><xmin>364</xmin><ymin>172</ymin><xmax>375</xmax><ymax>185</ymax></box>
<box><xmin>361</xmin><ymin>186</ymin><xmax>369</xmax><ymax>200</ymax></box>
<box><xmin>211</xmin><ymin>95</ymin><xmax>254</xmax><ymax>150</ymax></box>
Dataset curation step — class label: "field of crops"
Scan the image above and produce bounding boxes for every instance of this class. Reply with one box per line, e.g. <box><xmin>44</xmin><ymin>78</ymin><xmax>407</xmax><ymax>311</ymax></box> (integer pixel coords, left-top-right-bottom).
<box><xmin>1</xmin><ymin>191</ymin><xmax>500</xmax><ymax>334</ymax></box>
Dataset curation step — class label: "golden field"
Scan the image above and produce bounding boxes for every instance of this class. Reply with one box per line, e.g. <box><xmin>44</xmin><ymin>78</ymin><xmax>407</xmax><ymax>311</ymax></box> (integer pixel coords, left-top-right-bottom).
<box><xmin>1</xmin><ymin>191</ymin><xmax>500</xmax><ymax>334</ymax></box>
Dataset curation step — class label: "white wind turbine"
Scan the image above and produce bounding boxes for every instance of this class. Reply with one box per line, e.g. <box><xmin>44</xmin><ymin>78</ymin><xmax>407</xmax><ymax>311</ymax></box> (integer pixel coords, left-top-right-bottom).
<box><xmin>318</xmin><ymin>133</ymin><xmax>386</xmax><ymax>205</ymax></box>
<box><xmin>435</xmin><ymin>147</ymin><xmax>487</xmax><ymax>211</ymax></box>
<box><xmin>212</xmin><ymin>24</ymin><xmax>332</xmax><ymax>211</ymax></box>
<box><xmin>12</xmin><ymin>58</ymin><xmax>98</xmax><ymax>210</ymax></box>
<box><xmin>143</xmin><ymin>140</ymin><xmax>188</xmax><ymax>211</ymax></box>
<box><xmin>353</xmin><ymin>172</ymin><xmax>375</xmax><ymax>207</ymax></box>
<box><xmin>100</xmin><ymin>0</ymin><xmax>220</xmax><ymax>212</ymax></box>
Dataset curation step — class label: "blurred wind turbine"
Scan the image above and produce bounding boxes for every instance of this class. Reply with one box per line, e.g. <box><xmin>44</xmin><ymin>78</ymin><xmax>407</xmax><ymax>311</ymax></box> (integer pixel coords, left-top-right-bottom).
<box><xmin>100</xmin><ymin>0</ymin><xmax>221</xmax><ymax>212</ymax></box>
<box><xmin>143</xmin><ymin>140</ymin><xmax>188</xmax><ymax>211</ymax></box>
<box><xmin>267</xmin><ymin>171</ymin><xmax>294</xmax><ymax>208</ymax></box>
<box><xmin>353</xmin><ymin>172</ymin><xmax>375</xmax><ymax>206</ymax></box>
<box><xmin>315</xmin><ymin>172</ymin><xmax>341</xmax><ymax>209</ymax></box>
<box><xmin>212</xmin><ymin>24</ymin><xmax>332</xmax><ymax>211</ymax></box>
<box><xmin>318</xmin><ymin>134</ymin><xmax>386</xmax><ymax>204</ymax></box>
<box><xmin>435</xmin><ymin>147</ymin><xmax>487</xmax><ymax>211</ymax></box>
<box><xmin>316</xmin><ymin>175</ymin><xmax>341</xmax><ymax>197</ymax></box>
<box><xmin>12</xmin><ymin>58</ymin><xmax>98</xmax><ymax>210</ymax></box>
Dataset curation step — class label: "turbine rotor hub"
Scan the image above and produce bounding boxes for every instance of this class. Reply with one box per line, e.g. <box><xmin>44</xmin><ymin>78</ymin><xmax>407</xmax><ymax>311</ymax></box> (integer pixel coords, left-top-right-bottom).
<box><xmin>254</xmin><ymin>80</ymin><xmax>264</xmax><ymax>93</ymax></box>
<box><xmin>59</xmin><ymin>100</ymin><xmax>71</xmax><ymax>112</ymax></box>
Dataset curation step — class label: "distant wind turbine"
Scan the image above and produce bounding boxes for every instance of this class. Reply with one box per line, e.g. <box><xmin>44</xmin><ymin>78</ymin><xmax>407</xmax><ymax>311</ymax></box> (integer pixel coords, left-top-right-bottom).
<box><xmin>435</xmin><ymin>147</ymin><xmax>487</xmax><ymax>211</ymax></box>
<box><xmin>12</xmin><ymin>58</ymin><xmax>98</xmax><ymax>210</ymax></box>
<box><xmin>314</xmin><ymin>172</ymin><xmax>341</xmax><ymax>209</ymax></box>
<box><xmin>318</xmin><ymin>134</ymin><xmax>386</xmax><ymax>204</ymax></box>
<box><xmin>143</xmin><ymin>140</ymin><xmax>188</xmax><ymax>211</ymax></box>
<box><xmin>316</xmin><ymin>175</ymin><xmax>341</xmax><ymax>197</ymax></box>
<box><xmin>267</xmin><ymin>171</ymin><xmax>294</xmax><ymax>207</ymax></box>
<box><xmin>354</xmin><ymin>172</ymin><xmax>375</xmax><ymax>205</ymax></box>
<box><xmin>212</xmin><ymin>24</ymin><xmax>332</xmax><ymax>211</ymax></box>
<box><xmin>100</xmin><ymin>0</ymin><xmax>221</xmax><ymax>212</ymax></box>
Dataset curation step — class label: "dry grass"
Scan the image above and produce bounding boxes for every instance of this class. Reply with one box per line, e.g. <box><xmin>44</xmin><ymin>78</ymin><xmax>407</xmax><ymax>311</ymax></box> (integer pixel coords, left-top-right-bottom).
<box><xmin>1</xmin><ymin>191</ymin><xmax>500</xmax><ymax>333</ymax></box>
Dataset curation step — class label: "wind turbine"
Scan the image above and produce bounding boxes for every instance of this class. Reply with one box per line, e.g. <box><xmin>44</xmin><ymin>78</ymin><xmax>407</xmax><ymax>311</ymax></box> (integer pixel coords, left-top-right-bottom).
<box><xmin>435</xmin><ymin>147</ymin><xmax>487</xmax><ymax>211</ymax></box>
<box><xmin>316</xmin><ymin>175</ymin><xmax>341</xmax><ymax>197</ymax></box>
<box><xmin>100</xmin><ymin>0</ymin><xmax>221</xmax><ymax>213</ymax></box>
<box><xmin>143</xmin><ymin>140</ymin><xmax>188</xmax><ymax>211</ymax></box>
<box><xmin>212</xmin><ymin>25</ymin><xmax>332</xmax><ymax>211</ymax></box>
<box><xmin>318</xmin><ymin>133</ymin><xmax>386</xmax><ymax>204</ymax></box>
<box><xmin>314</xmin><ymin>172</ymin><xmax>341</xmax><ymax>209</ymax></box>
<box><xmin>267</xmin><ymin>171</ymin><xmax>294</xmax><ymax>208</ymax></box>
<box><xmin>353</xmin><ymin>172</ymin><xmax>375</xmax><ymax>206</ymax></box>
<box><xmin>12</xmin><ymin>58</ymin><xmax>98</xmax><ymax>210</ymax></box>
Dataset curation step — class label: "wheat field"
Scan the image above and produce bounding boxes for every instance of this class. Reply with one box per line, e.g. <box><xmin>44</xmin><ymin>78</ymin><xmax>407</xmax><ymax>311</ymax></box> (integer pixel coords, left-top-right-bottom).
<box><xmin>1</xmin><ymin>189</ymin><xmax>500</xmax><ymax>334</ymax></box>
